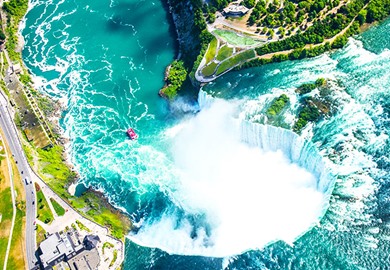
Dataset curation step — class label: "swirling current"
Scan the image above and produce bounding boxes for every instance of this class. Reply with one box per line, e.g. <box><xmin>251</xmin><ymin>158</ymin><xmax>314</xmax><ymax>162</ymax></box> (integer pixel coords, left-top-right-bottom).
<box><xmin>22</xmin><ymin>0</ymin><xmax>390</xmax><ymax>269</ymax></box>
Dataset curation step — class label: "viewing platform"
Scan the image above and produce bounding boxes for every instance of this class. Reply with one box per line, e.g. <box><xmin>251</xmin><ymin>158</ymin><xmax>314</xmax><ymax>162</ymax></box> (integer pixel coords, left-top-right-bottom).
<box><xmin>223</xmin><ymin>4</ymin><xmax>249</xmax><ymax>17</ymax></box>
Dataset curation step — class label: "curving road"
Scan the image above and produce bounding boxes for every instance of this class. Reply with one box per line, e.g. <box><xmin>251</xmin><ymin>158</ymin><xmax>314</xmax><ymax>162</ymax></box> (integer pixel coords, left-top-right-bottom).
<box><xmin>0</xmin><ymin>92</ymin><xmax>37</xmax><ymax>269</ymax></box>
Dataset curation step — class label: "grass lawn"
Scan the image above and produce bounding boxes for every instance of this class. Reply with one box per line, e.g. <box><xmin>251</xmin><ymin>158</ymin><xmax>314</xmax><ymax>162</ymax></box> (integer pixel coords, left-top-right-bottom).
<box><xmin>37</xmin><ymin>146</ymin><xmax>75</xmax><ymax>194</ymax></box>
<box><xmin>216</xmin><ymin>45</ymin><xmax>233</xmax><ymax>61</ymax></box>
<box><xmin>36</xmin><ymin>224</ymin><xmax>46</xmax><ymax>246</ymax></box>
<box><xmin>0</xmin><ymin>139</ymin><xmax>5</xmax><ymax>155</ymax></box>
<box><xmin>201</xmin><ymin>62</ymin><xmax>218</xmax><ymax>77</ymax></box>
<box><xmin>81</xmin><ymin>192</ymin><xmax>129</xmax><ymax>238</ymax></box>
<box><xmin>0</xmin><ymin>238</ymin><xmax>8</xmax><ymax>268</ymax></box>
<box><xmin>8</xmin><ymin>158</ymin><xmax>26</xmax><ymax>269</ymax></box>
<box><xmin>50</xmin><ymin>198</ymin><xmax>65</xmax><ymax>216</ymax></box>
<box><xmin>103</xmin><ymin>242</ymin><xmax>114</xmax><ymax>254</ymax></box>
<box><xmin>213</xmin><ymin>30</ymin><xmax>263</xmax><ymax>46</ymax></box>
<box><xmin>6</xmin><ymin>208</ymin><xmax>26</xmax><ymax>270</ymax></box>
<box><xmin>205</xmin><ymin>38</ymin><xmax>217</xmax><ymax>64</ymax></box>
<box><xmin>216</xmin><ymin>49</ymin><xmax>256</xmax><ymax>75</ymax></box>
<box><xmin>110</xmin><ymin>249</ymin><xmax>118</xmax><ymax>267</ymax></box>
<box><xmin>0</xmin><ymin>139</ymin><xmax>13</xmax><ymax>268</ymax></box>
<box><xmin>35</xmin><ymin>143</ymin><xmax>131</xmax><ymax>239</ymax></box>
<box><xmin>35</xmin><ymin>184</ymin><xmax>54</xmax><ymax>224</ymax></box>
<box><xmin>76</xmin><ymin>220</ymin><xmax>91</xmax><ymax>232</ymax></box>
<box><xmin>0</xmin><ymin>188</ymin><xmax>12</xmax><ymax>267</ymax></box>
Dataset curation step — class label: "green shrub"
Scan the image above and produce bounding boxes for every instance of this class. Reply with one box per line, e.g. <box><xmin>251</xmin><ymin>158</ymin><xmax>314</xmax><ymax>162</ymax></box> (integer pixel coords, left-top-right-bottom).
<box><xmin>293</xmin><ymin>100</ymin><xmax>321</xmax><ymax>132</ymax></box>
<box><xmin>266</xmin><ymin>94</ymin><xmax>290</xmax><ymax>116</ymax></box>
<box><xmin>160</xmin><ymin>60</ymin><xmax>187</xmax><ymax>99</ymax></box>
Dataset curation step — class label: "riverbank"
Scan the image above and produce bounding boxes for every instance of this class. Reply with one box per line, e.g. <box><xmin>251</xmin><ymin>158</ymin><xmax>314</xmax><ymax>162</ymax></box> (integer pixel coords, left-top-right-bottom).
<box><xmin>0</xmin><ymin>0</ymin><xmax>131</xmax><ymax>263</ymax></box>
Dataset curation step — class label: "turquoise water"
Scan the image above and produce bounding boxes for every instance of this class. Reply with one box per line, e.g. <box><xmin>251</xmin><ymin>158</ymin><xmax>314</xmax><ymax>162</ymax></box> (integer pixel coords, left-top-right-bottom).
<box><xmin>22</xmin><ymin>0</ymin><xmax>390</xmax><ymax>269</ymax></box>
<box><xmin>23</xmin><ymin>0</ymin><xmax>178</xmax><ymax>214</ymax></box>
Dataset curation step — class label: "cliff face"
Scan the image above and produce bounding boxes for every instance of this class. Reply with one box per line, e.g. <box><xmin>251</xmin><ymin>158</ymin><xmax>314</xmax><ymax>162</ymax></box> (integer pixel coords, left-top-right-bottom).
<box><xmin>159</xmin><ymin>0</ymin><xmax>203</xmax><ymax>97</ymax></box>
<box><xmin>166</xmin><ymin>0</ymin><xmax>200</xmax><ymax>64</ymax></box>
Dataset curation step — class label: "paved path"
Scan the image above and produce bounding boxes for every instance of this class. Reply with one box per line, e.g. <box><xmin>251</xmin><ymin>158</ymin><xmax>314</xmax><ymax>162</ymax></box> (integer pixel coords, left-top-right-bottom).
<box><xmin>1</xmin><ymin>133</ymin><xmax>17</xmax><ymax>270</ymax></box>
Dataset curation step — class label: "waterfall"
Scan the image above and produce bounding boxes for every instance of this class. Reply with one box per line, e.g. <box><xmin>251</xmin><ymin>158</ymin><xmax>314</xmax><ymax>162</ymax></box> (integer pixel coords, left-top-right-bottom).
<box><xmin>198</xmin><ymin>89</ymin><xmax>334</xmax><ymax>195</ymax></box>
<box><xmin>128</xmin><ymin>90</ymin><xmax>335</xmax><ymax>258</ymax></box>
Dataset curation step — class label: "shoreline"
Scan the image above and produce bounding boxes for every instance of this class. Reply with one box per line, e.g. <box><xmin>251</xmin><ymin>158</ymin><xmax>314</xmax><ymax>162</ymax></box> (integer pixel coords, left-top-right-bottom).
<box><xmin>16</xmin><ymin>40</ymin><xmax>129</xmax><ymax>270</ymax></box>
<box><xmin>19</xmin><ymin>7</ymin><xmax>131</xmax><ymax>223</ymax></box>
<box><xmin>1</xmin><ymin>1</ymin><xmax>131</xmax><ymax>267</ymax></box>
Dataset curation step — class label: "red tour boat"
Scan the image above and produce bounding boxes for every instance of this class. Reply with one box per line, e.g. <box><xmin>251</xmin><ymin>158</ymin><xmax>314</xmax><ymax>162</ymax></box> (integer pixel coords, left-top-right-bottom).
<box><xmin>127</xmin><ymin>128</ymin><xmax>138</xmax><ymax>140</ymax></box>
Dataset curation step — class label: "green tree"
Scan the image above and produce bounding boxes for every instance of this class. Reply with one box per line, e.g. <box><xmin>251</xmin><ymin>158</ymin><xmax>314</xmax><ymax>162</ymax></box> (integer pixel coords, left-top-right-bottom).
<box><xmin>243</xmin><ymin>0</ymin><xmax>256</xmax><ymax>8</ymax></box>
<box><xmin>357</xmin><ymin>9</ymin><xmax>367</xmax><ymax>25</ymax></box>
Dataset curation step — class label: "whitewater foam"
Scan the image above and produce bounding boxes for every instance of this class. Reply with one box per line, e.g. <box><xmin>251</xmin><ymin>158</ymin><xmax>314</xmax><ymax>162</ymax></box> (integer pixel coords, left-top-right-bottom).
<box><xmin>129</xmin><ymin>93</ymin><xmax>333</xmax><ymax>257</ymax></box>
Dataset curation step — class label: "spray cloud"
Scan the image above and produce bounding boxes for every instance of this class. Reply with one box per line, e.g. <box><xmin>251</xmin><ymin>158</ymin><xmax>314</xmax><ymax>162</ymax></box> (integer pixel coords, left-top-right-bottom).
<box><xmin>130</xmin><ymin>98</ymin><xmax>329</xmax><ymax>257</ymax></box>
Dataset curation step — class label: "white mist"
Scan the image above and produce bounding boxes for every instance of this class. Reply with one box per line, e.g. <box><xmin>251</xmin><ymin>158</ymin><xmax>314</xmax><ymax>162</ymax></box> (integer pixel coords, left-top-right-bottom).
<box><xmin>129</xmin><ymin>96</ymin><xmax>330</xmax><ymax>257</ymax></box>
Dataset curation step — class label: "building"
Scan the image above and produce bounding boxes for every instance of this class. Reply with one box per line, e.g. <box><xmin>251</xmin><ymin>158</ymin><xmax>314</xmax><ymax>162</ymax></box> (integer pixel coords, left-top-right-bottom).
<box><xmin>223</xmin><ymin>4</ymin><xmax>249</xmax><ymax>17</ymax></box>
<box><xmin>37</xmin><ymin>232</ymin><xmax>101</xmax><ymax>270</ymax></box>
<box><xmin>38</xmin><ymin>232</ymin><xmax>84</xmax><ymax>269</ymax></box>
<box><xmin>68</xmin><ymin>247</ymin><xmax>100</xmax><ymax>270</ymax></box>
<box><xmin>83</xmin><ymin>235</ymin><xmax>100</xmax><ymax>250</ymax></box>
<box><xmin>11</xmin><ymin>63</ymin><xmax>22</xmax><ymax>74</ymax></box>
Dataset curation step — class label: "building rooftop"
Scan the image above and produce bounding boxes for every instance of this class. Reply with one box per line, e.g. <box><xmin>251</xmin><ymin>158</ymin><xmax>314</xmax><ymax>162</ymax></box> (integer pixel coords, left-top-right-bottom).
<box><xmin>39</xmin><ymin>232</ymin><xmax>84</xmax><ymax>269</ymax></box>
<box><xmin>223</xmin><ymin>4</ymin><xmax>249</xmax><ymax>16</ymax></box>
<box><xmin>39</xmin><ymin>233</ymin><xmax>63</xmax><ymax>267</ymax></box>
<box><xmin>68</xmin><ymin>248</ymin><xmax>100</xmax><ymax>270</ymax></box>
<box><xmin>84</xmin><ymin>235</ymin><xmax>100</xmax><ymax>250</ymax></box>
<box><xmin>12</xmin><ymin>63</ymin><xmax>22</xmax><ymax>74</ymax></box>
<box><xmin>38</xmin><ymin>231</ymin><xmax>101</xmax><ymax>270</ymax></box>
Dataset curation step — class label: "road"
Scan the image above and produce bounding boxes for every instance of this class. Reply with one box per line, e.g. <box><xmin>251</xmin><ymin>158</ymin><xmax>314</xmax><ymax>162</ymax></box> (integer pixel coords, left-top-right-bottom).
<box><xmin>0</xmin><ymin>92</ymin><xmax>37</xmax><ymax>269</ymax></box>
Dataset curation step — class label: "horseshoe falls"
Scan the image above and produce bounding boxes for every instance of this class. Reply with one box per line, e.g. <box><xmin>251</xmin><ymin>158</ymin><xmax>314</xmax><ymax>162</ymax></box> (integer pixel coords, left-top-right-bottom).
<box><xmin>129</xmin><ymin>94</ymin><xmax>333</xmax><ymax>257</ymax></box>
<box><xmin>22</xmin><ymin>0</ymin><xmax>390</xmax><ymax>269</ymax></box>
